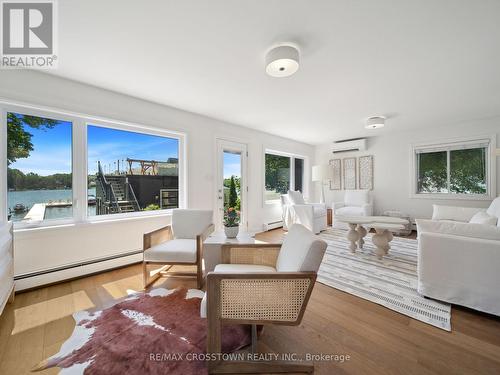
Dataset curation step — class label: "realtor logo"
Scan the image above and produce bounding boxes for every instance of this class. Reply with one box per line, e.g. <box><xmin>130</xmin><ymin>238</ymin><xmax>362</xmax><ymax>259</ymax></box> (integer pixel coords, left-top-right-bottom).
<box><xmin>1</xmin><ymin>0</ymin><xmax>57</xmax><ymax>68</ymax></box>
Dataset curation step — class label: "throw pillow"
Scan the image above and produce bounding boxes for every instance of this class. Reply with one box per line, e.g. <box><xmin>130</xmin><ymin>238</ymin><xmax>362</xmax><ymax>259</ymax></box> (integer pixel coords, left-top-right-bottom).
<box><xmin>469</xmin><ymin>211</ymin><xmax>498</xmax><ymax>226</ymax></box>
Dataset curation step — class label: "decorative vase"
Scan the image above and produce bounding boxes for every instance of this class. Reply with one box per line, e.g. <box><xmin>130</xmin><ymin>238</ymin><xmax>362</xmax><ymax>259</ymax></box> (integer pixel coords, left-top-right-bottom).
<box><xmin>224</xmin><ymin>225</ymin><xmax>239</xmax><ymax>238</ymax></box>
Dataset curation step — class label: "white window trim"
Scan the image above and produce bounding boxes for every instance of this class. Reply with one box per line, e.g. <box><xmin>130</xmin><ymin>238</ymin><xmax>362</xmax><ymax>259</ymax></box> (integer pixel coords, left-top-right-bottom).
<box><xmin>263</xmin><ymin>148</ymin><xmax>309</xmax><ymax>205</ymax></box>
<box><xmin>0</xmin><ymin>99</ymin><xmax>187</xmax><ymax>230</ymax></box>
<box><xmin>409</xmin><ymin>135</ymin><xmax>496</xmax><ymax>200</ymax></box>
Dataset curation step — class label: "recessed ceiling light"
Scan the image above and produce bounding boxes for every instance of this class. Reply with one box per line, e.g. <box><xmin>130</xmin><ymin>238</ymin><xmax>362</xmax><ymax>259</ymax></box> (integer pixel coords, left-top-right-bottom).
<box><xmin>265</xmin><ymin>45</ymin><xmax>300</xmax><ymax>78</ymax></box>
<box><xmin>365</xmin><ymin>116</ymin><xmax>386</xmax><ymax>129</ymax></box>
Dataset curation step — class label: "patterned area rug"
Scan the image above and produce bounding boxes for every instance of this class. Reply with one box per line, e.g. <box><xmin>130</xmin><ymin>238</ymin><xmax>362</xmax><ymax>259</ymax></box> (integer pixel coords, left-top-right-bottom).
<box><xmin>318</xmin><ymin>228</ymin><xmax>451</xmax><ymax>331</ymax></box>
<box><xmin>33</xmin><ymin>287</ymin><xmax>253</xmax><ymax>374</ymax></box>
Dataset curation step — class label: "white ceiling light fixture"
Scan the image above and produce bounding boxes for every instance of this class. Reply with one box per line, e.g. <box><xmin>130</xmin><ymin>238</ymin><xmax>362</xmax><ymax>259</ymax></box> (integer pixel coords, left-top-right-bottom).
<box><xmin>265</xmin><ymin>45</ymin><xmax>300</xmax><ymax>78</ymax></box>
<box><xmin>365</xmin><ymin>116</ymin><xmax>386</xmax><ymax>129</ymax></box>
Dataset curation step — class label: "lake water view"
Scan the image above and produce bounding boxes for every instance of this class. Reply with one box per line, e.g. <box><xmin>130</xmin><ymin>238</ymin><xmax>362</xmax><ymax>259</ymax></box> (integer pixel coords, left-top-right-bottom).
<box><xmin>8</xmin><ymin>188</ymin><xmax>97</xmax><ymax>221</ymax></box>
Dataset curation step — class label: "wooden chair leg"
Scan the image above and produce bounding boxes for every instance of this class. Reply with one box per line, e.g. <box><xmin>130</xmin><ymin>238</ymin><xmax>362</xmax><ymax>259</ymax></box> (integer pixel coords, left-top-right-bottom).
<box><xmin>197</xmin><ymin>261</ymin><xmax>203</xmax><ymax>289</ymax></box>
<box><xmin>143</xmin><ymin>261</ymin><xmax>161</xmax><ymax>289</ymax></box>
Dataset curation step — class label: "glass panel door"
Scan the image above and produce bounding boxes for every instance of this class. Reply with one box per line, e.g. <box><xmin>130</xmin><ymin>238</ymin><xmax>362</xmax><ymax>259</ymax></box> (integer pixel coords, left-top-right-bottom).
<box><xmin>216</xmin><ymin>139</ymin><xmax>247</xmax><ymax>229</ymax></box>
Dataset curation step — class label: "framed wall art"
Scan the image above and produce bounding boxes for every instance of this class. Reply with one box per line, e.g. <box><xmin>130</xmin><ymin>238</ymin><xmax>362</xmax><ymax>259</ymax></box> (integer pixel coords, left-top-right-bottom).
<box><xmin>359</xmin><ymin>155</ymin><xmax>373</xmax><ymax>190</ymax></box>
<box><xmin>343</xmin><ymin>157</ymin><xmax>357</xmax><ymax>190</ymax></box>
<box><xmin>329</xmin><ymin>159</ymin><xmax>341</xmax><ymax>190</ymax></box>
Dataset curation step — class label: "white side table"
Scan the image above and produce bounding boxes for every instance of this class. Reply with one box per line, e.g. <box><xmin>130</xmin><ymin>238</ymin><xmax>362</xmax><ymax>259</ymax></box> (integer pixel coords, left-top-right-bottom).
<box><xmin>203</xmin><ymin>231</ymin><xmax>276</xmax><ymax>275</ymax></box>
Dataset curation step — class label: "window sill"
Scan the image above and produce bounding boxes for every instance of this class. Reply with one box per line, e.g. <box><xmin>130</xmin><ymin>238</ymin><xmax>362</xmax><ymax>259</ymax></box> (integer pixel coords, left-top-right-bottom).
<box><xmin>409</xmin><ymin>193</ymin><xmax>494</xmax><ymax>201</ymax></box>
<box><xmin>13</xmin><ymin>211</ymin><xmax>172</xmax><ymax>234</ymax></box>
<box><xmin>264</xmin><ymin>200</ymin><xmax>281</xmax><ymax>206</ymax></box>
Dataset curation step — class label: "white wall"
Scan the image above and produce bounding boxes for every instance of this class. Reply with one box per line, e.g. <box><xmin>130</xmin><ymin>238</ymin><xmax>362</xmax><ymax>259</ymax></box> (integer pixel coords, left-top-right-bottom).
<box><xmin>315</xmin><ymin>117</ymin><xmax>500</xmax><ymax>220</ymax></box>
<box><xmin>0</xmin><ymin>70</ymin><xmax>314</xmax><ymax>286</ymax></box>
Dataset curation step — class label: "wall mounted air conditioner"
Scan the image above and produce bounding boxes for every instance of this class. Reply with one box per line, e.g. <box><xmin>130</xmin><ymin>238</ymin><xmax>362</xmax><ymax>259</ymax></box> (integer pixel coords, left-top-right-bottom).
<box><xmin>331</xmin><ymin>138</ymin><xmax>367</xmax><ymax>153</ymax></box>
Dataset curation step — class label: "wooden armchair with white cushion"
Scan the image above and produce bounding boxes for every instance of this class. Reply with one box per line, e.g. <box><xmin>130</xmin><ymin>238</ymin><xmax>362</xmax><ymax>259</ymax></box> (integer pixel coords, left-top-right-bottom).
<box><xmin>201</xmin><ymin>224</ymin><xmax>328</xmax><ymax>374</ymax></box>
<box><xmin>143</xmin><ymin>209</ymin><xmax>214</xmax><ymax>289</ymax></box>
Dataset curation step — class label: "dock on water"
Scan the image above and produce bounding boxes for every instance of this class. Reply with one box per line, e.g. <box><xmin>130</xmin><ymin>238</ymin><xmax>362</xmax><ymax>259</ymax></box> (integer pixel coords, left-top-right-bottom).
<box><xmin>23</xmin><ymin>203</ymin><xmax>47</xmax><ymax>221</ymax></box>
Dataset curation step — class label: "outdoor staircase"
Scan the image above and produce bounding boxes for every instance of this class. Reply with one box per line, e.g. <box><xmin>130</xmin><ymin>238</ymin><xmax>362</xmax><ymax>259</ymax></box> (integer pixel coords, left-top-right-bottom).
<box><xmin>105</xmin><ymin>176</ymin><xmax>138</xmax><ymax>213</ymax></box>
<box><xmin>95</xmin><ymin>162</ymin><xmax>140</xmax><ymax>214</ymax></box>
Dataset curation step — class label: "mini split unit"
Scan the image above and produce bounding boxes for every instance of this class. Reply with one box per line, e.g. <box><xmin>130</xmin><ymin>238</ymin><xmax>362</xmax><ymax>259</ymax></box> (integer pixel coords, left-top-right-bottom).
<box><xmin>331</xmin><ymin>138</ymin><xmax>367</xmax><ymax>153</ymax></box>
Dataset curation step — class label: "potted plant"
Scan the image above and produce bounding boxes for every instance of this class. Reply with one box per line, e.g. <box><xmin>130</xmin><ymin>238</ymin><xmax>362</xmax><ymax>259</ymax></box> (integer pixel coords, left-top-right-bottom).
<box><xmin>223</xmin><ymin>207</ymin><xmax>240</xmax><ymax>238</ymax></box>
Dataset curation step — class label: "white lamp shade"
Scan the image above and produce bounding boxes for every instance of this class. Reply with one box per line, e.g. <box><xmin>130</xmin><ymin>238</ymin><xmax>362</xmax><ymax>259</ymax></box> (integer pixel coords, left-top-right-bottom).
<box><xmin>495</xmin><ymin>148</ymin><xmax>500</xmax><ymax>156</ymax></box>
<box><xmin>312</xmin><ymin>165</ymin><xmax>333</xmax><ymax>182</ymax></box>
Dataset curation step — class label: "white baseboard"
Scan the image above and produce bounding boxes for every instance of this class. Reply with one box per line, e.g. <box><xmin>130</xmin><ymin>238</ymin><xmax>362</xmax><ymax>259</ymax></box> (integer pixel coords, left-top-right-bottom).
<box><xmin>15</xmin><ymin>253</ymin><xmax>142</xmax><ymax>291</ymax></box>
<box><xmin>262</xmin><ymin>220</ymin><xmax>283</xmax><ymax>231</ymax></box>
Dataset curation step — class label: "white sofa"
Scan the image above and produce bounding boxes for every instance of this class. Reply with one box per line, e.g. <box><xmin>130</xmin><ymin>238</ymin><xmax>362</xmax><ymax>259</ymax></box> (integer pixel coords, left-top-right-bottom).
<box><xmin>280</xmin><ymin>190</ymin><xmax>327</xmax><ymax>234</ymax></box>
<box><xmin>333</xmin><ymin>189</ymin><xmax>373</xmax><ymax>228</ymax></box>
<box><xmin>417</xmin><ymin>197</ymin><xmax>500</xmax><ymax>316</ymax></box>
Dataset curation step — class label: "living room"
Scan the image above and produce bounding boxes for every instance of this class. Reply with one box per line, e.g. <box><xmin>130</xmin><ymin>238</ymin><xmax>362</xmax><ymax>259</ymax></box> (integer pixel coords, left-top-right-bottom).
<box><xmin>0</xmin><ymin>1</ymin><xmax>499</xmax><ymax>374</ymax></box>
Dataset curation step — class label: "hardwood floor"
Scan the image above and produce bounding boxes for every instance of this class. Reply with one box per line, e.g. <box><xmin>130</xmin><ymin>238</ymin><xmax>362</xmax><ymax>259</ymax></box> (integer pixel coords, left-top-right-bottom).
<box><xmin>1</xmin><ymin>228</ymin><xmax>500</xmax><ymax>374</ymax></box>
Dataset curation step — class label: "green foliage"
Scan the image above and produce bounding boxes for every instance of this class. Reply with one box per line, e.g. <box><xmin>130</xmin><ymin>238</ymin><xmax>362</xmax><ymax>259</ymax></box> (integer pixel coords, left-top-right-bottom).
<box><xmin>450</xmin><ymin>148</ymin><xmax>486</xmax><ymax>194</ymax></box>
<box><xmin>143</xmin><ymin>204</ymin><xmax>161</xmax><ymax>211</ymax></box>
<box><xmin>418</xmin><ymin>149</ymin><xmax>487</xmax><ymax>194</ymax></box>
<box><xmin>265</xmin><ymin>153</ymin><xmax>290</xmax><ymax>194</ymax></box>
<box><xmin>228</xmin><ymin>175</ymin><xmax>238</xmax><ymax>208</ymax></box>
<box><xmin>223</xmin><ymin>176</ymin><xmax>241</xmax><ymax>210</ymax></box>
<box><xmin>7</xmin><ymin>113</ymin><xmax>57</xmax><ymax>165</ymax></box>
<box><xmin>7</xmin><ymin>168</ymin><xmax>72</xmax><ymax>190</ymax></box>
<box><xmin>418</xmin><ymin>151</ymin><xmax>447</xmax><ymax>192</ymax></box>
<box><xmin>223</xmin><ymin>207</ymin><xmax>240</xmax><ymax>227</ymax></box>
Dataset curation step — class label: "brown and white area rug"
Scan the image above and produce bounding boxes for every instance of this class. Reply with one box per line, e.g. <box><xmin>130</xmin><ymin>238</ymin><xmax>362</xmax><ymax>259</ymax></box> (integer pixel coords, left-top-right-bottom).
<box><xmin>33</xmin><ymin>288</ymin><xmax>253</xmax><ymax>375</ymax></box>
<box><xmin>318</xmin><ymin>228</ymin><xmax>451</xmax><ymax>331</ymax></box>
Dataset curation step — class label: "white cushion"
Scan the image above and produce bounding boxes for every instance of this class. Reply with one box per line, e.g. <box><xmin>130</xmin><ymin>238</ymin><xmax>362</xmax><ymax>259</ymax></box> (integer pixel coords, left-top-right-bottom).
<box><xmin>469</xmin><ymin>211</ymin><xmax>498</xmax><ymax>226</ymax></box>
<box><xmin>416</xmin><ymin>219</ymin><xmax>500</xmax><ymax>241</ymax></box>
<box><xmin>144</xmin><ymin>239</ymin><xmax>197</xmax><ymax>263</ymax></box>
<box><xmin>336</xmin><ymin>206</ymin><xmax>364</xmax><ymax>216</ymax></box>
<box><xmin>276</xmin><ymin>224</ymin><xmax>327</xmax><ymax>272</ymax></box>
<box><xmin>172</xmin><ymin>209</ymin><xmax>213</xmax><ymax>239</ymax></box>
<box><xmin>432</xmin><ymin>205</ymin><xmax>485</xmax><ymax>222</ymax></box>
<box><xmin>344</xmin><ymin>190</ymin><xmax>370</xmax><ymax>207</ymax></box>
<box><xmin>486</xmin><ymin>197</ymin><xmax>500</xmax><ymax>227</ymax></box>
<box><xmin>287</xmin><ymin>190</ymin><xmax>305</xmax><ymax>205</ymax></box>
<box><xmin>213</xmin><ymin>264</ymin><xmax>276</xmax><ymax>273</ymax></box>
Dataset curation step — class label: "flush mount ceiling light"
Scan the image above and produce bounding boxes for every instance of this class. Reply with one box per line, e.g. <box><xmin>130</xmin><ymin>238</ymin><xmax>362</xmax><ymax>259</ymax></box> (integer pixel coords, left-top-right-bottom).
<box><xmin>365</xmin><ymin>116</ymin><xmax>386</xmax><ymax>129</ymax></box>
<box><xmin>265</xmin><ymin>45</ymin><xmax>300</xmax><ymax>78</ymax></box>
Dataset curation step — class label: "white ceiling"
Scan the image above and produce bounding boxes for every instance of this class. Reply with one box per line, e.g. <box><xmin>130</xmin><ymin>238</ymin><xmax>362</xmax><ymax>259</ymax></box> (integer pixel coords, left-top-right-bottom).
<box><xmin>49</xmin><ymin>0</ymin><xmax>500</xmax><ymax>145</ymax></box>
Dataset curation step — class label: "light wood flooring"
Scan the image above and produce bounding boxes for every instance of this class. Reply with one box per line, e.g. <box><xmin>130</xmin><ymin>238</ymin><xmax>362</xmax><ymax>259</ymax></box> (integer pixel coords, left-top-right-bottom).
<box><xmin>0</xmin><ymin>229</ymin><xmax>499</xmax><ymax>374</ymax></box>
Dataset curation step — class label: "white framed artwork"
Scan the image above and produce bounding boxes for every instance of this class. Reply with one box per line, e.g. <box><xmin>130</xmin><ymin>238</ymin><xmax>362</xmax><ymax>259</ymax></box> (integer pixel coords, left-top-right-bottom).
<box><xmin>359</xmin><ymin>155</ymin><xmax>374</xmax><ymax>190</ymax></box>
<box><xmin>343</xmin><ymin>157</ymin><xmax>357</xmax><ymax>190</ymax></box>
<box><xmin>329</xmin><ymin>159</ymin><xmax>341</xmax><ymax>190</ymax></box>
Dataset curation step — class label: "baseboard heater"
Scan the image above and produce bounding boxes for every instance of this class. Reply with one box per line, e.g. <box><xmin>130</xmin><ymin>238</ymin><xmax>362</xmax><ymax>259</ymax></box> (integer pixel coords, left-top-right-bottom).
<box><xmin>263</xmin><ymin>220</ymin><xmax>283</xmax><ymax>231</ymax></box>
<box><xmin>14</xmin><ymin>250</ymin><xmax>143</xmax><ymax>291</ymax></box>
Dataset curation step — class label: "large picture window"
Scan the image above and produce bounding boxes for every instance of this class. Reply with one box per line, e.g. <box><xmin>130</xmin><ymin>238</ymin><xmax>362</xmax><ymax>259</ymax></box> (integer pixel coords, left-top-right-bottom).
<box><xmin>414</xmin><ymin>138</ymin><xmax>492</xmax><ymax>198</ymax></box>
<box><xmin>87</xmin><ymin>125</ymin><xmax>179</xmax><ymax>216</ymax></box>
<box><xmin>264</xmin><ymin>151</ymin><xmax>305</xmax><ymax>203</ymax></box>
<box><xmin>2</xmin><ymin>104</ymin><xmax>185</xmax><ymax>227</ymax></box>
<box><xmin>7</xmin><ymin>112</ymin><xmax>73</xmax><ymax>224</ymax></box>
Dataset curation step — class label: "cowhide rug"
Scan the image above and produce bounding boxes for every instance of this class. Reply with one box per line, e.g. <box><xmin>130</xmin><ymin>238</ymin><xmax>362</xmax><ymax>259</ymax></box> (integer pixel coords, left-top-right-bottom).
<box><xmin>33</xmin><ymin>287</ymin><xmax>252</xmax><ymax>374</ymax></box>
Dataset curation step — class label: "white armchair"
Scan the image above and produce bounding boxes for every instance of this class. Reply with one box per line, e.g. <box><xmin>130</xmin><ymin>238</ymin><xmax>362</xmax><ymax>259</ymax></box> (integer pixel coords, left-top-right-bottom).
<box><xmin>281</xmin><ymin>190</ymin><xmax>327</xmax><ymax>234</ymax></box>
<box><xmin>333</xmin><ymin>189</ymin><xmax>373</xmax><ymax>228</ymax></box>
<box><xmin>417</xmin><ymin>197</ymin><xmax>500</xmax><ymax>316</ymax></box>
<box><xmin>142</xmin><ymin>209</ymin><xmax>214</xmax><ymax>289</ymax></box>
